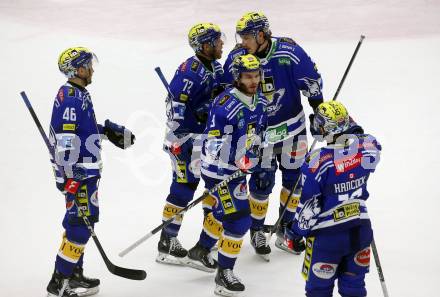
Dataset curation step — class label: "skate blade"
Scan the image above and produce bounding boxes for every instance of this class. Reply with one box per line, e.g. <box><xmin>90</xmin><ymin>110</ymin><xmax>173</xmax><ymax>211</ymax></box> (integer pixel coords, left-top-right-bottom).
<box><xmin>257</xmin><ymin>253</ymin><xmax>270</xmax><ymax>262</ymax></box>
<box><xmin>214</xmin><ymin>284</ymin><xmax>242</xmax><ymax>297</ymax></box>
<box><xmin>75</xmin><ymin>286</ymin><xmax>100</xmax><ymax>297</ymax></box>
<box><xmin>274</xmin><ymin>240</ymin><xmax>302</xmax><ymax>255</ymax></box>
<box><xmin>185</xmin><ymin>259</ymin><xmax>216</xmax><ymax>273</ymax></box>
<box><xmin>156</xmin><ymin>253</ymin><xmax>188</xmax><ymax>266</ymax></box>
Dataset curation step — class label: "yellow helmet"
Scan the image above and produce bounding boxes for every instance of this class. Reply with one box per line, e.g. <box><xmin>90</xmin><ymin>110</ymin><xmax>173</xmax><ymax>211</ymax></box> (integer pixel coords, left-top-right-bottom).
<box><xmin>58</xmin><ymin>47</ymin><xmax>96</xmax><ymax>78</ymax></box>
<box><xmin>188</xmin><ymin>23</ymin><xmax>222</xmax><ymax>52</ymax></box>
<box><xmin>236</xmin><ymin>12</ymin><xmax>271</xmax><ymax>37</ymax></box>
<box><xmin>231</xmin><ymin>54</ymin><xmax>261</xmax><ymax>81</ymax></box>
<box><xmin>313</xmin><ymin>101</ymin><xmax>350</xmax><ymax>135</ymax></box>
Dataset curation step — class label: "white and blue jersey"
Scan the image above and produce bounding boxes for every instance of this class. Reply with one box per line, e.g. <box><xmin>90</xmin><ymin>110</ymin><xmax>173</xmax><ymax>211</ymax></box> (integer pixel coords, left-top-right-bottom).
<box><xmin>201</xmin><ymin>88</ymin><xmax>268</xmax><ymax>180</ymax></box>
<box><xmin>165</xmin><ymin>56</ymin><xmax>224</xmax><ymax>142</ymax></box>
<box><xmin>292</xmin><ymin>135</ymin><xmax>382</xmax><ymax>237</ymax></box>
<box><xmin>49</xmin><ymin>82</ymin><xmax>103</xmax><ymax>183</ymax></box>
<box><xmin>224</xmin><ymin>37</ymin><xmax>323</xmax><ymax>144</ymax></box>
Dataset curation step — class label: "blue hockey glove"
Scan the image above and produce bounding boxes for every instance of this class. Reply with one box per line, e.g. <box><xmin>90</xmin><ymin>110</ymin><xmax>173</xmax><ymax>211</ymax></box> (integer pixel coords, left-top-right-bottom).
<box><xmin>103</xmin><ymin>119</ymin><xmax>135</xmax><ymax>149</ymax></box>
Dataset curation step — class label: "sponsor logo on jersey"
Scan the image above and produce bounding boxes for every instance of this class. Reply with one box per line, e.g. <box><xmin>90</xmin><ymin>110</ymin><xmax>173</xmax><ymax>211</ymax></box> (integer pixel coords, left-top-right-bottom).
<box><xmin>334</xmin><ymin>153</ymin><xmax>362</xmax><ymax>175</ymax></box>
<box><xmin>233</xmin><ymin>183</ymin><xmax>247</xmax><ymax>199</ymax></box>
<box><xmin>266</xmin><ymin>123</ymin><xmax>288</xmax><ymax>143</ymax></box>
<box><xmin>217</xmin><ymin>184</ymin><xmax>236</xmax><ymax>215</ymax></box>
<box><xmin>354</xmin><ymin>247</ymin><xmax>371</xmax><ymax>267</ymax></box>
<box><xmin>179</xmin><ymin>94</ymin><xmax>188</xmax><ymax>102</ymax></box>
<box><xmin>238</xmin><ymin>118</ymin><xmax>245</xmax><ymax>129</ymax></box>
<box><xmin>63</xmin><ymin>124</ymin><xmax>76</xmax><ymax>131</ymax></box>
<box><xmin>260</xmin><ymin>76</ymin><xmax>275</xmax><ymax>99</ymax></box>
<box><xmin>90</xmin><ymin>191</ymin><xmax>99</xmax><ymax>207</ymax></box>
<box><xmin>333</xmin><ymin>202</ymin><xmax>361</xmax><ymax>222</ymax></box>
<box><xmin>191</xmin><ymin>60</ymin><xmax>200</xmax><ymax>72</ymax></box>
<box><xmin>278</xmin><ymin>57</ymin><xmax>291</xmax><ymax>65</ymax></box>
<box><xmin>176</xmin><ymin>160</ymin><xmax>188</xmax><ymax>183</ymax></box>
<box><xmin>218</xmin><ymin>95</ymin><xmax>231</xmax><ymax>105</ymax></box>
<box><xmin>208</xmin><ymin>130</ymin><xmax>221</xmax><ymax>137</ymax></box>
<box><xmin>68</xmin><ymin>87</ymin><xmax>75</xmax><ymax>97</ymax></box>
<box><xmin>312</xmin><ymin>262</ymin><xmax>337</xmax><ymax>279</ymax></box>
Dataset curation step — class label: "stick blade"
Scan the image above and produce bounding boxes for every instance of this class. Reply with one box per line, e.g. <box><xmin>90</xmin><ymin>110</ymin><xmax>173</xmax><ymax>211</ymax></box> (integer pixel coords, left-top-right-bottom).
<box><xmin>108</xmin><ymin>264</ymin><xmax>147</xmax><ymax>280</ymax></box>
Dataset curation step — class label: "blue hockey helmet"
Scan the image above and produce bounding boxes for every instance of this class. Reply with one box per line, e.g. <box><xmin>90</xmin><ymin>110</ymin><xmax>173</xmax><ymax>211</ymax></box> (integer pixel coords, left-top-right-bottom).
<box><xmin>231</xmin><ymin>54</ymin><xmax>262</xmax><ymax>81</ymax></box>
<box><xmin>188</xmin><ymin>23</ymin><xmax>224</xmax><ymax>52</ymax></box>
<box><xmin>58</xmin><ymin>47</ymin><xmax>97</xmax><ymax>78</ymax></box>
<box><xmin>236</xmin><ymin>12</ymin><xmax>271</xmax><ymax>38</ymax></box>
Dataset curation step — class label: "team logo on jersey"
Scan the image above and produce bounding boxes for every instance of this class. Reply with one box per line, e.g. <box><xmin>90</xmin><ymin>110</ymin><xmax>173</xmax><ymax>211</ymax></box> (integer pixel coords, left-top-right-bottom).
<box><xmin>58</xmin><ymin>89</ymin><xmax>64</xmax><ymax>102</ymax></box>
<box><xmin>312</xmin><ymin>262</ymin><xmax>337</xmax><ymax>279</ymax></box>
<box><xmin>180</xmin><ymin>61</ymin><xmax>187</xmax><ymax>71</ymax></box>
<box><xmin>299</xmin><ymin>77</ymin><xmax>322</xmax><ymax>97</ymax></box>
<box><xmin>68</xmin><ymin>87</ymin><xmax>75</xmax><ymax>97</ymax></box>
<box><xmin>334</xmin><ymin>153</ymin><xmax>362</xmax><ymax>175</ymax></box>
<box><xmin>266</xmin><ymin>88</ymin><xmax>285</xmax><ymax>117</ymax></box>
<box><xmin>354</xmin><ymin>247</ymin><xmax>371</xmax><ymax>267</ymax></box>
<box><xmin>297</xmin><ymin>197</ymin><xmax>321</xmax><ymax>230</ymax></box>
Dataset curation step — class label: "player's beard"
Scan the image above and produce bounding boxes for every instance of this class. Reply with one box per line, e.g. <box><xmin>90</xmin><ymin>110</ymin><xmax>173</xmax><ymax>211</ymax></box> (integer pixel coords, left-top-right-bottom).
<box><xmin>237</xmin><ymin>81</ymin><xmax>258</xmax><ymax>96</ymax></box>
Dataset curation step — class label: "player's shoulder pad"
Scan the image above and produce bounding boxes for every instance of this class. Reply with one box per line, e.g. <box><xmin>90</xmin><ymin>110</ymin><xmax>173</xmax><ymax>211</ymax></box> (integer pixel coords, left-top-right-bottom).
<box><xmin>304</xmin><ymin>147</ymin><xmax>334</xmax><ymax>174</ymax></box>
<box><xmin>55</xmin><ymin>84</ymin><xmax>80</xmax><ymax>106</ymax></box>
<box><xmin>177</xmin><ymin>57</ymin><xmax>202</xmax><ymax>76</ymax></box>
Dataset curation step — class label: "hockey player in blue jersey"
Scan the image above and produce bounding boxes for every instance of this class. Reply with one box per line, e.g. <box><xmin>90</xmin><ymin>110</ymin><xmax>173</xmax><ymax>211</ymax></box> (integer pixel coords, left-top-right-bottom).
<box><xmin>223</xmin><ymin>12</ymin><xmax>324</xmax><ymax>257</ymax></box>
<box><xmin>46</xmin><ymin>47</ymin><xmax>135</xmax><ymax>297</ymax></box>
<box><xmin>185</xmin><ymin>54</ymin><xmax>268</xmax><ymax>296</ymax></box>
<box><xmin>284</xmin><ymin>101</ymin><xmax>381</xmax><ymax>297</ymax></box>
<box><xmin>156</xmin><ymin>23</ymin><xmax>225</xmax><ymax>265</ymax></box>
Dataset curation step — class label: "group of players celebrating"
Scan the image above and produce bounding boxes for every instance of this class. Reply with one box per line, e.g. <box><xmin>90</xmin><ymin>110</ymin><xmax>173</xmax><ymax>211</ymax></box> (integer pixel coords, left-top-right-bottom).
<box><xmin>46</xmin><ymin>11</ymin><xmax>381</xmax><ymax>297</ymax></box>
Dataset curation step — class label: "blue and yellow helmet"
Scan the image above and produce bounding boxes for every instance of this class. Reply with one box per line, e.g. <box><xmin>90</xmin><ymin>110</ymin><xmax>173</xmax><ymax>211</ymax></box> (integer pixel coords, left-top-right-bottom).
<box><xmin>188</xmin><ymin>23</ymin><xmax>222</xmax><ymax>52</ymax></box>
<box><xmin>231</xmin><ymin>54</ymin><xmax>261</xmax><ymax>81</ymax></box>
<box><xmin>313</xmin><ymin>101</ymin><xmax>350</xmax><ymax>135</ymax></box>
<box><xmin>236</xmin><ymin>12</ymin><xmax>271</xmax><ymax>37</ymax></box>
<box><xmin>58</xmin><ymin>47</ymin><xmax>96</xmax><ymax>78</ymax></box>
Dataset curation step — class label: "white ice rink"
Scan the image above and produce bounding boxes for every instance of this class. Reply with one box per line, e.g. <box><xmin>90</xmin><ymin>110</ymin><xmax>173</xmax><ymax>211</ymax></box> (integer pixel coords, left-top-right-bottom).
<box><xmin>1</xmin><ymin>1</ymin><xmax>440</xmax><ymax>296</ymax></box>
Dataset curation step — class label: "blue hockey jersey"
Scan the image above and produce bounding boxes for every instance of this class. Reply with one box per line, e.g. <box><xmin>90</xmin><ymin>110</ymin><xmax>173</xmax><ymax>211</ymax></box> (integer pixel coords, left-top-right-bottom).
<box><xmin>292</xmin><ymin>135</ymin><xmax>382</xmax><ymax>237</ymax></box>
<box><xmin>223</xmin><ymin>37</ymin><xmax>323</xmax><ymax>144</ymax></box>
<box><xmin>49</xmin><ymin>82</ymin><xmax>103</xmax><ymax>183</ymax></box>
<box><xmin>165</xmin><ymin>56</ymin><xmax>224</xmax><ymax>142</ymax></box>
<box><xmin>201</xmin><ymin>88</ymin><xmax>268</xmax><ymax>180</ymax></box>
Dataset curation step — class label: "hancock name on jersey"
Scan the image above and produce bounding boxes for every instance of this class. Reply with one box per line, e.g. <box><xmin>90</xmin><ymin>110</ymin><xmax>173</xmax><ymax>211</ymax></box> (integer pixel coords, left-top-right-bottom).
<box><xmin>334</xmin><ymin>176</ymin><xmax>367</xmax><ymax>194</ymax></box>
<box><xmin>299</xmin><ymin>77</ymin><xmax>322</xmax><ymax>97</ymax></box>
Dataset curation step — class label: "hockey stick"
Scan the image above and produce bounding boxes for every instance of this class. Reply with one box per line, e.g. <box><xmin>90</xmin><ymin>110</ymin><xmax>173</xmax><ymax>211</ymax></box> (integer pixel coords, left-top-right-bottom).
<box><xmin>19</xmin><ymin>91</ymin><xmax>147</xmax><ymax>281</ymax></box>
<box><xmin>265</xmin><ymin>35</ymin><xmax>366</xmax><ymax>242</ymax></box>
<box><xmin>119</xmin><ymin>169</ymin><xmax>245</xmax><ymax>257</ymax></box>
<box><xmin>371</xmin><ymin>238</ymin><xmax>390</xmax><ymax>297</ymax></box>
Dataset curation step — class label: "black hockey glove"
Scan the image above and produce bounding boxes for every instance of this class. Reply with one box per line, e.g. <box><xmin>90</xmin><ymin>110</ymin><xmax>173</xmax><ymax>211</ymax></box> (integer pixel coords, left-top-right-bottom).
<box><xmin>346</xmin><ymin>116</ymin><xmax>364</xmax><ymax>134</ymax></box>
<box><xmin>103</xmin><ymin>119</ymin><xmax>135</xmax><ymax>149</ymax></box>
<box><xmin>309</xmin><ymin>114</ymin><xmax>320</xmax><ymax>136</ymax></box>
